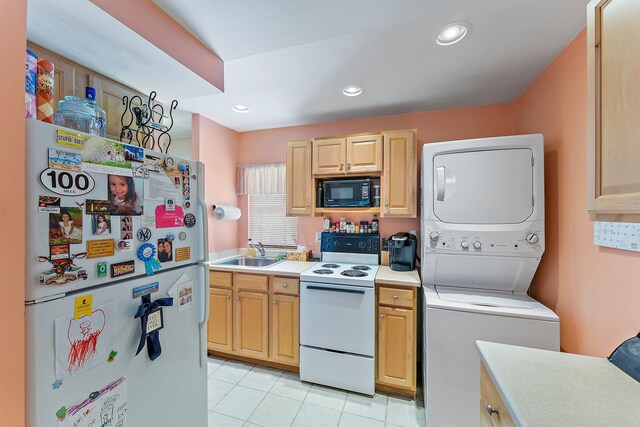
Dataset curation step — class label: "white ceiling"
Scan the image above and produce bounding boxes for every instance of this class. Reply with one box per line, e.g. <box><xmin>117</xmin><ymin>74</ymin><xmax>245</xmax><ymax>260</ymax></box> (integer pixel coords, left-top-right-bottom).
<box><xmin>27</xmin><ymin>0</ymin><xmax>588</xmax><ymax>133</ymax></box>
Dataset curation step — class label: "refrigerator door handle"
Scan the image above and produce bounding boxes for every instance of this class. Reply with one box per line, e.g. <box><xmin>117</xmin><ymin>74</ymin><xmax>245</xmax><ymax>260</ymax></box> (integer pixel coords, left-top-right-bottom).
<box><xmin>197</xmin><ymin>262</ymin><xmax>210</xmax><ymax>367</ymax></box>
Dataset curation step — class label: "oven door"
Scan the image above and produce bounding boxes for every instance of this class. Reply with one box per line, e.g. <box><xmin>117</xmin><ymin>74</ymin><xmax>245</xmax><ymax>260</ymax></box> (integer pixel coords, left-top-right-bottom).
<box><xmin>300</xmin><ymin>281</ymin><xmax>375</xmax><ymax>356</ymax></box>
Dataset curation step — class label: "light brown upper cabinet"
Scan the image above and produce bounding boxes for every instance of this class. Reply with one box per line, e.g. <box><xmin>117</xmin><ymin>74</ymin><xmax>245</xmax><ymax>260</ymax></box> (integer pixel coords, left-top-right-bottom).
<box><xmin>382</xmin><ymin>130</ymin><xmax>417</xmax><ymax>217</ymax></box>
<box><xmin>286</xmin><ymin>140</ymin><xmax>313</xmax><ymax>216</ymax></box>
<box><xmin>587</xmin><ymin>0</ymin><xmax>640</xmax><ymax>219</ymax></box>
<box><xmin>313</xmin><ymin>137</ymin><xmax>347</xmax><ymax>175</ymax></box>
<box><xmin>313</xmin><ymin>135</ymin><xmax>383</xmax><ymax>175</ymax></box>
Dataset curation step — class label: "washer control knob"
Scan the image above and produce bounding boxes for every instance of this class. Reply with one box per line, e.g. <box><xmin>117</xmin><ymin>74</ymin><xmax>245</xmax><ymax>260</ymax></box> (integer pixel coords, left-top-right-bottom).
<box><xmin>473</xmin><ymin>241</ymin><xmax>482</xmax><ymax>249</ymax></box>
<box><xmin>461</xmin><ymin>241</ymin><xmax>469</xmax><ymax>249</ymax></box>
<box><xmin>429</xmin><ymin>232</ymin><xmax>440</xmax><ymax>241</ymax></box>
<box><xmin>526</xmin><ymin>233</ymin><xmax>539</xmax><ymax>244</ymax></box>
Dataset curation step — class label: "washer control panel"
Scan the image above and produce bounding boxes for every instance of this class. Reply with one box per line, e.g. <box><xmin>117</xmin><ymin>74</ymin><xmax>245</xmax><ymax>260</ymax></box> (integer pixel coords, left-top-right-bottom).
<box><xmin>424</xmin><ymin>225</ymin><xmax>544</xmax><ymax>255</ymax></box>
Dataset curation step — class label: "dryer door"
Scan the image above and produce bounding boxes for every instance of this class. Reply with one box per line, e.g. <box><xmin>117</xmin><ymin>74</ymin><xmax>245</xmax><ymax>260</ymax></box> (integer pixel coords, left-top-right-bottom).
<box><xmin>433</xmin><ymin>148</ymin><xmax>533</xmax><ymax>224</ymax></box>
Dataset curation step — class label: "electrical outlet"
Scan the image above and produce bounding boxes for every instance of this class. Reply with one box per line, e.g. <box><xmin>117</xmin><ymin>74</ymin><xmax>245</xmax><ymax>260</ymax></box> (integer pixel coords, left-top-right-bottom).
<box><xmin>316</xmin><ymin>232</ymin><xmax>322</xmax><ymax>242</ymax></box>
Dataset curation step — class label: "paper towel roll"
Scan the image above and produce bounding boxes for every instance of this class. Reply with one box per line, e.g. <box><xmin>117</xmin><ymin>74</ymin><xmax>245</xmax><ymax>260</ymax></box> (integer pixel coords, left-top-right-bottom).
<box><xmin>213</xmin><ymin>205</ymin><xmax>242</xmax><ymax>220</ymax></box>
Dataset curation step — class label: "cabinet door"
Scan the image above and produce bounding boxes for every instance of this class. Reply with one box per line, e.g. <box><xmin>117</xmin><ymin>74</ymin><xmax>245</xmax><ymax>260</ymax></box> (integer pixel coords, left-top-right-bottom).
<box><xmin>208</xmin><ymin>287</ymin><xmax>233</xmax><ymax>352</ymax></box>
<box><xmin>382</xmin><ymin>131</ymin><xmax>417</xmax><ymax>217</ymax></box>
<box><xmin>313</xmin><ymin>138</ymin><xmax>346</xmax><ymax>175</ymax></box>
<box><xmin>346</xmin><ymin>134</ymin><xmax>383</xmax><ymax>173</ymax></box>
<box><xmin>377</xmin><ymin>306</ymin><xmax>414</xmax><ymax>389</ymax></box>
<box><xmin>233</xmin><ymin>290</ymin><xmax>269</xmax><ymax>359</ymax></box>
<box><xmin>588</xmin><ymin>0</ymin><xmax>640</xmax><ymax>216</ymax></box>
<box><xmin>89</xmin><ymin>75</ymin><xmax>151</xmax><ymax>143</ymax></box>
<box><xmin>270</xmin><ymin>293</ymin><xmax>300</xmax><ymax>365</ymax></box>
<box><xmin>286</xmin><ymin>140</ymin><xmax>313</xmax><ymax>215</ymax></box>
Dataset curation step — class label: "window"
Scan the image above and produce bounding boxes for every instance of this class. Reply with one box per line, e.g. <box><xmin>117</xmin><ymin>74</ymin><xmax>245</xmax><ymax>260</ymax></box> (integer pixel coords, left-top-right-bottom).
<box><xmin>248</xmin><ymin>194</ymin><xmax>297</xmax><ymax>247</ymax></box>
<box><xmin>238</xmin><ymin>162</ymin><xmax>297</xmax><ymax>247</ymax></box>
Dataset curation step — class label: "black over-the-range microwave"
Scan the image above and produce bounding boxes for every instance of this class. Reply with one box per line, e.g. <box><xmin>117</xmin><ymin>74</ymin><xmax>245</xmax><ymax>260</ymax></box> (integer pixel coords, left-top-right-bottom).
<box><xmin>323</xmin><ymin>178</ymin><xmax>371</xmax><ymax>207</ymax></box>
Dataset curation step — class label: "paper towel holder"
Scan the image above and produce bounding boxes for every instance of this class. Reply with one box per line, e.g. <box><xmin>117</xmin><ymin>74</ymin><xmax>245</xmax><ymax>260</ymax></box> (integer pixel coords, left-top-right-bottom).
<box><xmin>212</xmin><ymin>204</ymin><xmax>242</xmax><ymax>220</ymax></box>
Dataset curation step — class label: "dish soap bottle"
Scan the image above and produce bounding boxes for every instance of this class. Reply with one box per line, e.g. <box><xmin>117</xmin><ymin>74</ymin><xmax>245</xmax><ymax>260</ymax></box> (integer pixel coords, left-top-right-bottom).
<box><xmin>246</xmin><ymin>238</ymin><xmax>256</xmax><ymax>257</ymax></box>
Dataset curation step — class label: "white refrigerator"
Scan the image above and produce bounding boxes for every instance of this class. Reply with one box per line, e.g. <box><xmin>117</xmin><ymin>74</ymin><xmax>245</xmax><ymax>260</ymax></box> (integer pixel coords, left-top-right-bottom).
<box><xmin>25</xmin><ymin>120</ymin><xmax>210</xmax><ymax>427</ymax></box>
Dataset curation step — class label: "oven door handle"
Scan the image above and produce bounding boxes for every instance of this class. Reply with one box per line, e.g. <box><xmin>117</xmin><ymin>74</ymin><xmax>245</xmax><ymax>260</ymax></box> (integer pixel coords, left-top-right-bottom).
<box><xmin>306</xmin><ymin>285</ymin><xmax>365</xmax><ymax>295</ymax></box>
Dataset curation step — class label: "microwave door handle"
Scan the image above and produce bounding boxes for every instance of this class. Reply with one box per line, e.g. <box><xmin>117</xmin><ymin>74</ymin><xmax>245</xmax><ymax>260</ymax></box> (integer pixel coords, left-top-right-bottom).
<box><xmin>436</xmin><ymin>166</ymin><xmax>446</xmax><ymax>201</ymax></box>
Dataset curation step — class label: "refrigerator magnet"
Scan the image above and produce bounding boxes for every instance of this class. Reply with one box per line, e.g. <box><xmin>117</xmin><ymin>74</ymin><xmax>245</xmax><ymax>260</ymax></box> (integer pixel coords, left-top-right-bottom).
<box><xmin>110</xmin><ymin>260</ymin><xmax>135</xmax><ymax>278</ymax></box>
<box><xmin>155</xmin><ymin>205</ymin><xmax>185</xmax><ymax>228</ymax></box>
<box><xmin>52</xmin><ymin>379</ymin><xmax>63</xmax><ymax>390</ymax></box>
<box><xmin>137</xmin><ymin>243</ymin><xmax>162</xmax><ymax>276</ymax></box>
<box><xmin>56</xmin><ymin>129</ymin><xmax>87</xmax><ymax>149</ymax></box>
<box><xmin>134</xmin><ymin>294</ymin><xmax>173</xmax><ymax>360</ymax></box>
<box><xmin>136</xmin><ymin>228</ymin><xmax>151</xmax><ymax>242</ymax></box>
<box><xmin>184</xmin><ymin>213</ymin><xmax>196</xmax><ymax>228</ymax></box>
<box><xmin>86</xmin><ymin>239</ymin><xmax>115</xmax><ymax>259</ymax></box>
<box><xmin>96</xmin><ymin>261</ymin><xmax>108</xmax><ymax>278</ymax></box>
<box><xmin>178</xmin><ymin>231</ymin><xmax>187</xmax><ymax>241</ymax></box>
<box><xmin>117</xmin><ymin>240</ymin><xmax>133</xmax><ymax>252</ymax></box>
<box><xmin>175</xmin><ymin>247</ymin><xmax>190</xmax><ymax>262</ymax></box>
<box><xmin>132</xmin><ymin>282</ymin><xmax>159</xmax><ymax>298</ymax></box>
<box><xmin>38</xmin><ymin>195</ymin><xmax>60</xmax><ymax>213</ymax></box>
<box><xmin>37</xmin><ymin>251</ymin><xmax>87</xmax><ymax>286</ymax></box>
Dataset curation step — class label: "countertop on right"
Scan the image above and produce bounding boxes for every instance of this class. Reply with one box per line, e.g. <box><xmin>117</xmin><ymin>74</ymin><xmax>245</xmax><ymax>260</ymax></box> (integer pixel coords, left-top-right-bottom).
<box><xmin>375</xmin><ymin>266</ymin><xmax>421</xmax><ymax>287</ymax></box>
<box><xmin>477</xmin><ymin>340</ymin><xmax>640</xmax><ymax>426</ymax></box>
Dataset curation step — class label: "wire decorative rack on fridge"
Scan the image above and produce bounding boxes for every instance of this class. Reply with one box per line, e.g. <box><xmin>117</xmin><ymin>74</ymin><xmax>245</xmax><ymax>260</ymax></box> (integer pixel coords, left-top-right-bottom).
<box><xmin>119</xmin><ymin>91</ymin><xmax>178</xmax><ymax>153</ymax></box>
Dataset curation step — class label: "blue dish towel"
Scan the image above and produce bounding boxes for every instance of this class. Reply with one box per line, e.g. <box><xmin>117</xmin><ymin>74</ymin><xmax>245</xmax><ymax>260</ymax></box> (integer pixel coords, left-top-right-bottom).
<box><xmin>609</xmin><ymin>332</ymin><xmax>640</xmax><ymax>382</ymax></box>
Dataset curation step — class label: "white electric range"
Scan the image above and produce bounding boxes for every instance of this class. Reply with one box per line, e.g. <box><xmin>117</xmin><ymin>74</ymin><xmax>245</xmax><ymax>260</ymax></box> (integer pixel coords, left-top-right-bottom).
<box><xmin>299</xmin><ymin>233</ymin><xmax>380</xmax><ymax>396</ymax></box>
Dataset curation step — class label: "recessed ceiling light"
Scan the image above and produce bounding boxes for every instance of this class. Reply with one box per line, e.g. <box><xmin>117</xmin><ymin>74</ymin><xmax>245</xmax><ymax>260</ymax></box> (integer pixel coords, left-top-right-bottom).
<box><xmin>231</xmin><ymin>104</ymin><xmax>250</xmax><ymax>113</ymax></box>
<box><xmin>436</xmin><ymin>22</ymin><xmax>472</xmax><ymax>46</ymax></box>
<box><xmin>342</xmin><ymin>84</ymin><xmax>365</xmax><ymax>97</ymax></box>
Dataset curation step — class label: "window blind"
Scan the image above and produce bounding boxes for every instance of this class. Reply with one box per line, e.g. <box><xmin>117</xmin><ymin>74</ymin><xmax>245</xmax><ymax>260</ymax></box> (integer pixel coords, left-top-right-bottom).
<box><xmin>248</xmin><ymin>194</ymin><xmax>298</xmax><ymax>247</ymax></box>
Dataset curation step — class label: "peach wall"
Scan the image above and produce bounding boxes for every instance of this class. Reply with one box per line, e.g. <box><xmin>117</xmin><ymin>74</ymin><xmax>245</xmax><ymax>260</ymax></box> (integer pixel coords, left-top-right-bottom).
<box><xmin>515</xmin><ymin>30</ymin><xmax>640</xmax><ymax>356</ymax></box>
<box><xmin>193</xmin><ymin>114</ymin><xmax>240</xmax><ymax>254</ymax></box>
<box><xmin>0</xmin><ymin>0</ymin><xmax>26</xmax><ymax>423</ymax></box>
<box><xmin>238</xmin><ymin>104</ymin><xmax>515</xmax><ymax>251</ymax></box>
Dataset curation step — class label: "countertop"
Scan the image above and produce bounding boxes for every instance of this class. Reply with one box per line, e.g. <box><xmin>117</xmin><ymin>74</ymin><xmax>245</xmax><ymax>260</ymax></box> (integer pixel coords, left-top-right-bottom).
<box><xmin>374</xmin><ymin>266</ymin><xmax>421</xmax><ymax>287</ymax></box>
<box><xmin>209</xmin><ymin>259</ymin><xmax>420</xmax><ymax>287</ymax></box>
<box><xmin>209</xmin><ymin>260</ymin><xmax>318</xmax><ymax>277</ymax></box>
<box><xmin>477</xmin><ymin>340</ymin><xmax>640</xmax><ymax>426</ymax></box>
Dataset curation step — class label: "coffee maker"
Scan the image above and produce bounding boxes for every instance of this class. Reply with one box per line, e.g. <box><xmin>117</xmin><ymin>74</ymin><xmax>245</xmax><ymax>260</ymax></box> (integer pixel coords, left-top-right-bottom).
<box><xmin>389</xmin><ymin>232</ymin><xmax>417</xmax><ymax>271</ymax></box>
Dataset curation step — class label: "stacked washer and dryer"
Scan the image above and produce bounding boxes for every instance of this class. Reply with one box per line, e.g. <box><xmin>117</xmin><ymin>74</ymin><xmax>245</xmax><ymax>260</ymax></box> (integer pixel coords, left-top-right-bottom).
<box><xmin>421</xmin><ymin>134</ymin><xmax>560</xmax><ymax>427</ymax></box>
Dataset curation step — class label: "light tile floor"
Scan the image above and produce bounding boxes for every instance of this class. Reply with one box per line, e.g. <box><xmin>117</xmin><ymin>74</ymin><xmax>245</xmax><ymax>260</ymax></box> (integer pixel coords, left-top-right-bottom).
<box><xmin>207</xmin><ymin>356</ymin><xmax>426</xmax><ymax>427</ymax></box>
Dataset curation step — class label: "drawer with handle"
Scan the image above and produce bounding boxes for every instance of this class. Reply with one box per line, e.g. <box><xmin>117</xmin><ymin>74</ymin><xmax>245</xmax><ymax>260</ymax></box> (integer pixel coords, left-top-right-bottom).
<box><xmin>273</xmin><ymin>276</ymin><xmax>300</xmax><ymax>295</ymax></box>
<box><xmin>378</xmin><ymin>286</ymin><xmax>414</xmax><ymax>309</ymax></box>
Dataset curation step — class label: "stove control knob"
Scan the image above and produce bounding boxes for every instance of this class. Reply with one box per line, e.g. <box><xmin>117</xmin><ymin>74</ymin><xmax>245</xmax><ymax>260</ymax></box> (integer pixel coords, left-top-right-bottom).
<box><xmin>526</xmin><ymin>233</ymin><xmax>539</xmax><ymax>244</ymax></box>
<box><xmin>429</xmin><ymin>232</ymin><xmax>440</xmax><ymax>241</ymax></box>
<box><xmin>473</xmin><ymin>241</ymin><xmax>482</xmax><ymax>249</ymax></box>
<box><xmin>461</xmin><ymin>241</ymin><xmax>469</xmax><ymax>249</ymax></box>
<box><xmin>359</xmin><ymin>242</ymin><xmax>366</xmax><ymax>249</ymax></box>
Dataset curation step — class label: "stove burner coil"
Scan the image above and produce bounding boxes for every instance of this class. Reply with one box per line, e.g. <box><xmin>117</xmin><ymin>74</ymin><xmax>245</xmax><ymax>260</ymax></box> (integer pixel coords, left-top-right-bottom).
<box><xmin>313</xmin><ymin>269</ymin><xmax>334</xmax><ymax>274</ymax></box>
<box><xmin>321</xmin><ymin>263</ymin><xmax>340</xmax><ymax>269</ymax></box>
<box><xmin>352</xmin><ymin>265</ymin><xmax>371</xmax><ymax>271</ymax></box>
<box><xmin>340</xmin><ymin>270</ymin><xmax>367</xmax><ymax>277</ymax></box>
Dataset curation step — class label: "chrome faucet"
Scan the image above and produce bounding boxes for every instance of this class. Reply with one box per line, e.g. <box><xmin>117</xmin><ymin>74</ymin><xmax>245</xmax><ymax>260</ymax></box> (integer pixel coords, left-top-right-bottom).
<box><xmin>249</xmin><ymin>241</ymin><xmax>266</xmax><ymax>257</ymax></box>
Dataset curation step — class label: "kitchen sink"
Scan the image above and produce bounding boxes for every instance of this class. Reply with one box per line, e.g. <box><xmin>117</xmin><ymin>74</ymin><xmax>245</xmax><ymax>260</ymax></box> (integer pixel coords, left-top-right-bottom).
<box><xmin>217</xmin><ymin>257</ymin><xmax>283</xmax><ymax>268</ymax></box>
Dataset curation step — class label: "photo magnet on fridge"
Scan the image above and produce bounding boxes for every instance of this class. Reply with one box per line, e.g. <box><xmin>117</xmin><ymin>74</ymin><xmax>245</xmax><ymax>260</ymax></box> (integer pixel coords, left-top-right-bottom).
<box><xmin>157</xmin><ymin>238</ymin><xmax>173</xmax><ymax>263</ymax></box>
<box><xmin>49</xmin><ymin>207</ymin><xmax>83</xmax><ymax>245</ymax></box>
<box><xmin>91</xmin><ymin>214</ymin><xmax>111</xmax><ymax>236</ymax></box>
<box><xmin>107</xmin><ymin>175</ymin><xmax>143</xmax><ymax>215</ymax></box>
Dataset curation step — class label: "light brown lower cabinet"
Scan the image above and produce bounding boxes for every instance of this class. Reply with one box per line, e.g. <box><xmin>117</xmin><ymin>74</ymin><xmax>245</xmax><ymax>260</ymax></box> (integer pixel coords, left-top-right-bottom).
<box><xmin>376</xmin><ymin>285</ymin><xmax>417</xmax><ymax>396</ymax></box>
<box><xmin>208</xmin><ymin>287</ymin><xmax>232</xmax><ymax>352</ymax></box>
<box><xmin>270</xmin><ymin>293</ymin><xmax>300</xmax><ymax>365</ymax></box>
<box><xmin>233</xmin><ymin>290</ymin><xmax>269</xmax><ymax>359</ymax></box>
<box><xmin>480</xmin><ymin>363</ymin><xmax>515</xmax><ymax>427</ymax></box>
<box><xmin>207</xmin><ymin>271</ymin><xmax>300</xmax><ymax>367</ymax></box>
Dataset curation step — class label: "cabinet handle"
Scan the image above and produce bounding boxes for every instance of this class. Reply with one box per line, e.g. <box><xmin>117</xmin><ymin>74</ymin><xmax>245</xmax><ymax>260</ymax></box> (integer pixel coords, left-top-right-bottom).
<box><xmin>339</xmin><ymin>162</ymin><xmax>344</xmax><ymax>171</ymax></box>
<box><xmin>272</xmin><ymin>300</ymin><xmax>277</xmax><ymax>305</ymax></box>
<box><xmin>485</xmin><ymin>404</ymin><xmax>500</xmax><ymax>416</ymax></box>
<box><xmin>385</xmin><ymin>202</ymin><xmax>390</xmax><ymax>213</ymax></box>
<box><xmin>393</xmin><ymin>295</ymin><xmax>398</xmax><ymax>300</ymax></box>
<box><xmin>225</xmin><ymin>296</ymin><xmax>230</xmax><ymax>300</ymax></box>
<box><xmin>380</xmin><ymin>314</ymin><xmax>384</xmax><ymax>319</ymax></box>
<box><xmin>283</xmin><ymin>283</ymin><xmax>288</xmax><ymax>288</ymax></box>
<box><xmin>347</xmin><ymin>162</ymin><xmax>351</xmax><ymax>170</ymax></box>
<box><xmin>235</xmin><ymin>297</ymin><xmax>240</xmax><ymax>301</ymax></box>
